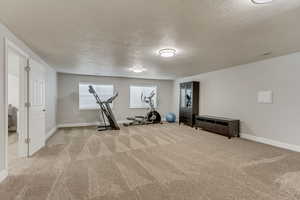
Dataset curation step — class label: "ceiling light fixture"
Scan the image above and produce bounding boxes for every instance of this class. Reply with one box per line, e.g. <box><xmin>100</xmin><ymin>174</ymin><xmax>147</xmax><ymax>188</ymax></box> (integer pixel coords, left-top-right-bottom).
<box><xmin>129</xmin><ymin>66</ymin><xmax>147</xmax><ymax>73</ymax></box>
<box><xmin>251</xmin><ymin>0</ymin><xmax>273</xmax><ymax>4</ymax></box>
<box><xmin>159</xmin><ymin>48</ymin><xmax>176</xmax><ymax>58</ymax></box>
<box><xmin>262</xmin><ymin>52</ymin><xmax>272</xmax><ymax>56</ymax></box>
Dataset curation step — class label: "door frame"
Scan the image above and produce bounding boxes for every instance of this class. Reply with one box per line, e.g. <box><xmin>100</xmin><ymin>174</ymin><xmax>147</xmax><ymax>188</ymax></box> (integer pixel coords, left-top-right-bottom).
<box><xmin>4</xmin><ymin>38</ymin><xmax>30</xmax><ymax>169</ymax></box>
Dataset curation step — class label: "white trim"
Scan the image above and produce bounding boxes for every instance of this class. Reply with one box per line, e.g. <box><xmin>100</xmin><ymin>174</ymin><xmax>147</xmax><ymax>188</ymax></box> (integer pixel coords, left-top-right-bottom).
<box><xmin>0</xmin><ymin>169</ymin><xmax>8</xmax><ymax>183</ymax></box>
<box><xmin>5</xmin><ymin>39</ymin><xmax>30</xmax><ymax>58</ymax></box>
<box><xmin>46</xmin><ymin>126</ymin><xmax>57</xmax><ymax>140</ymax></box>
<box><xmin>4</xmin><ymin>38</ymin><xmax>9</xmax><ymax>170</ymax></box>
<box><xmin>57</xmin><ymin>122</ymin><xmax>100</xmax><ymax>128</ymax></box>
<box><xmin>241</xmin><ymin>133</ymin><xmax>300</xmax><ymax>152</ymax></box>
<box><xmin>57</xmin><ymin>120</ymin><xmax>129</xmax><ymax>129</ymax></box>
<box><xmin>4</xmin><ymin>38</ymin><xmax>30</xmax><ymax>169</ymax></box>
<box><xmin>29</xmin><ymin>142</ymin><xmax>45</xmax><ymax>157</ymax></box>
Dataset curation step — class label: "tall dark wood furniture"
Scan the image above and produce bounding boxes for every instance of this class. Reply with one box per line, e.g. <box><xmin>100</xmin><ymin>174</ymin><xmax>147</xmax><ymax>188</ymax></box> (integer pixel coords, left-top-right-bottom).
<box><xmin>195</xmin><ymin>115</ymin><xmax>240</xmax><ymax>139</ymax></box>
<box><xmin>179</xmin><ymin>81</ymin><xmax>199</xmax><ymax>127</ymax></box>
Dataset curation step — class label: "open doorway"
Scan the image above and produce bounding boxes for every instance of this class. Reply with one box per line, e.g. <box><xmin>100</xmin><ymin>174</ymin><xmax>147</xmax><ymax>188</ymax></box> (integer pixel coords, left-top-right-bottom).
<box><xmin>5</xmin><ymin>40</ymin><xmax>28</xmax><ymax>171</ymax></box>
<box><xmin>5</xmin><ymin>39</ymin><xmax>48</xmax><ymax>174</ymax></box>
<box><xmin>7</xmin><ymin>48</ymin><xmax>20</xmax><ymax>166</ymax></box>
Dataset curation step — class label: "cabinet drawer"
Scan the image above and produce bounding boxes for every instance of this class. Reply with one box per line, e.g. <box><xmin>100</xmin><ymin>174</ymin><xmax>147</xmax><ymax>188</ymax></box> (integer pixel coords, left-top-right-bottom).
<box><xmin>214</xmin><ymin>124</ymin><xmax>229</xmax><ymax>135</ymax></box>
<box><xmin>196</xmin><ymin>121</ymin><xmax>212</xmax><ymax>129</ymax></box>
<box><xmin>196</xmin><ymin>121</ymin><xmax>229</xmax><ymax>135</ymax></box>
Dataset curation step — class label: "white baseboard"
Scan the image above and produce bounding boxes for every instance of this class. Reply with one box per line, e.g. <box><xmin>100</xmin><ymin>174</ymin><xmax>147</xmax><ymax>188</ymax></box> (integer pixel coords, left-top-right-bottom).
<box><xmin>57</xmin><ymin>121</ymin><xmax>129</xmax><ymax>129</ymax></box>
<box><xmin>0</xmin><ymin>169</ymin><xmax>8</xmax><ymax>183</ymax></box>
<box><xmin>241</xmin><ymin>133</ymin><xmax>300</xmax><ymax>153</ymax></box>
<box><xmin>46</xmin><ymin>126</ymin><xmax>58</xmax><ymax>140</ymax></box>
<box><xmin>57</xmin><ymin>122</ymin><xmax>100</xmax><ymax>128</ymax></box>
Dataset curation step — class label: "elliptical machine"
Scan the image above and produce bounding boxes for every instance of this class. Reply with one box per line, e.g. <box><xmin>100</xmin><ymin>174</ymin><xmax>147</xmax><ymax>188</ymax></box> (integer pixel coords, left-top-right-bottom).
<box><xmin>88</xmin><ymin>85</ymin><xmax>120</xmax><ymax>131</ymax></box>
<box><xmin>123</xmin><ymin>90</ymin><xmax>161</xmax><ymax>126</ymax></box>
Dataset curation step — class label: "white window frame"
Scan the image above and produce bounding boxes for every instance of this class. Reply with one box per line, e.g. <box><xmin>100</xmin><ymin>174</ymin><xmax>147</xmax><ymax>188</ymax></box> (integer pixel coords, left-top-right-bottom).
<box><xmin>79</xmin><ymin>83</ymin><xmax>114</xmax><ymax>110</ymax></box>
<box><xmin>129</xmin><ymin>85</ymin><xmax>158</xmax><ymax>109</ymax></box>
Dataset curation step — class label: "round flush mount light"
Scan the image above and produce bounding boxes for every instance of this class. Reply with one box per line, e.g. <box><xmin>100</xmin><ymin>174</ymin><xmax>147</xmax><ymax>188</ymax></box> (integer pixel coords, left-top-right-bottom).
<box><xmin>129</xmin><ymin>66</ymin><xmax>147</xmax><ymax>73</ymax></box>
<box><xmin>262</xmin><ymin>52</ymin><xmax>272</xmax><ymax>56</ymax></box>
<box><xmin>159</xmin><ymin>48</ymin><xmax>176</xmax><ymax>58</ymax></box>
<box><xmin>251</xmin><ymin>0</ymin><xmax>273</xmax><ymax>4</ymax></box>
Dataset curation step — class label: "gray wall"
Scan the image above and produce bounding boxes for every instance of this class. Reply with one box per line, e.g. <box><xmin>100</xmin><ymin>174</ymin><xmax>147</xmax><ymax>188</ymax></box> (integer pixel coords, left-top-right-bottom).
<box><xmin>57</xmin><ymin>73</ymin><xmax>174</xmax><ymax>125</ymax></box>
<box><xmin>174</xmin><ymin>52</ymin><xmax>300</xmax><ymax>146</ymax></box>
<box><xmin>46</xmin><ymin>68</ymin><xmax>57</xmax><ymax>133</ymax></box>
<box><xmin>0</xmin><ymin>23</ymin><xmax>57</xmax><ymax>175</ymax></box>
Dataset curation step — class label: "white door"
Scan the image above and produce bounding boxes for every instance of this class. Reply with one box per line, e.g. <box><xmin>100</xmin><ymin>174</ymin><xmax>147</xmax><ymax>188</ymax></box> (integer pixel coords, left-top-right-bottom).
<box><xmin>28</xmin><ymin>59</ymin><xmax>46</xmax><ymax>156</ymax></box>
<box><xmin>17</xmin><ymin>53</ymin><xmax>28</xmax><ymax>157</ymax></box>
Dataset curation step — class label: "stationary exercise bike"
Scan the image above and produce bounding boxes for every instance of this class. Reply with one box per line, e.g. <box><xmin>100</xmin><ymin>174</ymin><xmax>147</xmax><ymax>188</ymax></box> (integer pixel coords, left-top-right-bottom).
<box><xmin>123</xmin><ymin>90</ymin><xmax>161</xmax><ymax>126</ymax></box>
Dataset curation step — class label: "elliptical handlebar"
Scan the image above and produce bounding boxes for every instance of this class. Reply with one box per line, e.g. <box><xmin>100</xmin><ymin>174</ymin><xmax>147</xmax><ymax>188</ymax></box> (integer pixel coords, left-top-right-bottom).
<box><xmin>106</xmin><ymin>92</ymin><xmax>118</xmax><ymax>103</ymax></box>
<box><xmin>141</xmin><ymin>90</ymin><xmax>156</xmax><ymax>109</ymax></box>
<box><xmin>149</xmin><ymin>90</ymin><xmax>155</xmax><ymax>99</ymax></box>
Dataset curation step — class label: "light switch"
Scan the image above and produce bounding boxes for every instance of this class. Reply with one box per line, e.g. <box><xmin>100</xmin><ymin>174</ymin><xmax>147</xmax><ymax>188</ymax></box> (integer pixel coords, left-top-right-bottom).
<box><xmin>258</xmin><ymin>90</ymin><xmax>273</xmax><ymax>104</ymax></box>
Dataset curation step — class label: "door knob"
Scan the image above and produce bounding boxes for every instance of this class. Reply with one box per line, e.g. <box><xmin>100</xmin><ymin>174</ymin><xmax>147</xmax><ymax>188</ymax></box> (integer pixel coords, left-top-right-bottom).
<box><xmin>42</xmin><ymin>109</ymin><xmax>46</xmax><ymax>112</ymax></box>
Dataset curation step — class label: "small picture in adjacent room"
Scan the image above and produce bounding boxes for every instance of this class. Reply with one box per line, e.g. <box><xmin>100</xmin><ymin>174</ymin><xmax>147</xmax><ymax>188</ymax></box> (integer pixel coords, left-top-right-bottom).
<box><xmin>257</xmin><ymin>90</ymin><xmax>273</xmax><ymax>104</ymax></box>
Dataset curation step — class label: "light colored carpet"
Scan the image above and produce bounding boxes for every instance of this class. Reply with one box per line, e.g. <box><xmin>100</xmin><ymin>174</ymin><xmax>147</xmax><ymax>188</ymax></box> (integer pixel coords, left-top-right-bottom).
<box><xmin>8</xmin><ymin>132</ymin><xmax>19</xmax><ymax>168</ymax></box>
<box><xmin>1</xmin><ymin>124</ymin><xmax>300</xmax><ymax>200</ymax></box>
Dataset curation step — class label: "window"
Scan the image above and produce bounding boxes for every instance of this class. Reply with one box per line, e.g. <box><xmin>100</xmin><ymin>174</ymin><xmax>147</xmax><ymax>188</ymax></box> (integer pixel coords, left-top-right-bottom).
<box><xmin>129</xmin><ymin>85</ymin><xmax>157</xmax><ymax>108</ymax></box>
<box><xmin>79</xmin><ymin>83</ymin><xmax>114</xmax><ymax>110</ymax></box>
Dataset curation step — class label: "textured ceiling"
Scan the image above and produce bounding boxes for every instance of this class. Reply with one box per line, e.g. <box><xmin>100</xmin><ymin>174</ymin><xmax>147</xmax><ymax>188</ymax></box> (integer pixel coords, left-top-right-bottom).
<box><xmin>1</xmin><ymin>0</ymin><xmax>300</xmax><ymax>80</ymax></box>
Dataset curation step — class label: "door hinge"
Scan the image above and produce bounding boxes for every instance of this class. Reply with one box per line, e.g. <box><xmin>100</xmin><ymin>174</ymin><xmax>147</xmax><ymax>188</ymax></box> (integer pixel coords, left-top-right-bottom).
<box><xmin>25</xmin><ymin>102</ymin><xmax>31</xmax><ymax>108</ymax></box>
<box><xmin>25</xmin><ymin>138</ymin><xmax>31</xmax><ymax>144</ymax></box>
<box><xmin>25</xmin><ymin>65</ymin><xmax>31</xmax><ymax>72</ymax></box>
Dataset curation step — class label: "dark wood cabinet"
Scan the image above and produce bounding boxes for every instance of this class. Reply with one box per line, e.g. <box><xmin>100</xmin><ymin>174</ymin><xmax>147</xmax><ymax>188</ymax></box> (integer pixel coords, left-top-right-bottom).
<box><xmin>195</xmin><ymin>115</ymin><xmax>240</xmax><ymax>139</ymax></box>
<box><xmin>179</xmin><ymin>81</ymin><xmax>199</xmax><ymax>127</ymax></box>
